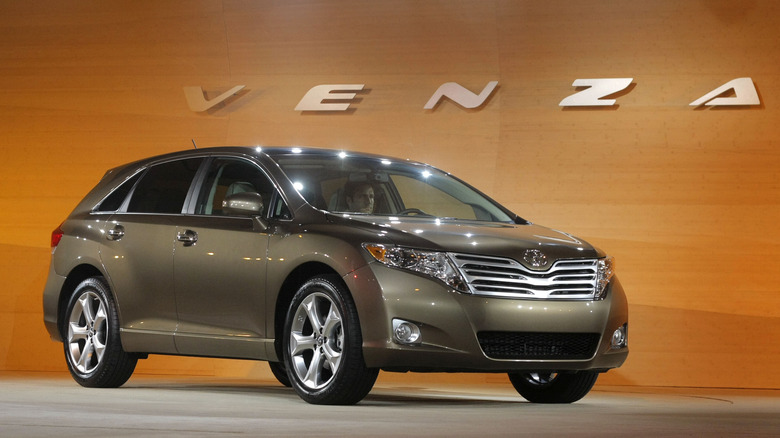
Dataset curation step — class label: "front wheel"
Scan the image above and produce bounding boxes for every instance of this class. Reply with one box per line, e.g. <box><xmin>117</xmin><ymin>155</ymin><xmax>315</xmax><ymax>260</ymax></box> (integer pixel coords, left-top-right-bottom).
<box><xmin>508</xmin><ymin>371</ymin><xmax>598</xmax><ymax>403</ymax></box>
<box><xmin>62</xmin><ymin>277</ymin><xmax>137</xmax><ymax>388</ymax></box>
<box><xmin>283</xmin><ymin>275</ymin><xmax>378</xmax><ymax>405</ymax></box>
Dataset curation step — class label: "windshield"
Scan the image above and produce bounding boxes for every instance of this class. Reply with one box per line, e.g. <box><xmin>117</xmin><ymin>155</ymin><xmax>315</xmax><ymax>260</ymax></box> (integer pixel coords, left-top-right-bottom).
<box><xmin>275</xmin><ymin>153</ymin><xmax>515</xmax><ymax>223</ymax></box>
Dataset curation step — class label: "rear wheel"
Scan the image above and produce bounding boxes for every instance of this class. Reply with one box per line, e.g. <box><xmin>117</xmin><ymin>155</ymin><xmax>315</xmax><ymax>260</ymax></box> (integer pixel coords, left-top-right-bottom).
<box><xmin>283</xmin><ymin>275</ymin><xmax>378</xmax><ymax>405</ymax></box>
<box><xmin>62</xmin><ymin>277</ymin><xmax>137</xmax><ymax>387</ymax></box>
<box><xmin>508</xmin><ymin>371</ymin><xmax>598</xmax><ymax>403</ymax></box>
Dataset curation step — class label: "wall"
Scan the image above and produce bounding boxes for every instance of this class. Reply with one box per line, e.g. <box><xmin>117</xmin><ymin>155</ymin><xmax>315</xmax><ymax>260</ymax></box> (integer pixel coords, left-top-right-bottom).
<box><xmin>1</xmin><ymin>0</ymin><xmax>778</xmax><ymax>389</ymax></box>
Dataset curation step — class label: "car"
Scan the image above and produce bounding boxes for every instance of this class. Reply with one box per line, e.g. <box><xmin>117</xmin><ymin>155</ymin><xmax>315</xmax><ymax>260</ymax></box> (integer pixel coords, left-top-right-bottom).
<box><xmin>43</xmin><ymin>146</ymin><xmax>628</xmax><ymax>405</ymax></box>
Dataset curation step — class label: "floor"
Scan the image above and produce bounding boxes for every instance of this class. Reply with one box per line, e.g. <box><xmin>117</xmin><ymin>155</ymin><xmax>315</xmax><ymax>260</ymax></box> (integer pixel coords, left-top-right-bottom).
<box><xmin>1</xmin><ymin>373</ymin><xmax>778</xmax><ymax>437</ymax></box>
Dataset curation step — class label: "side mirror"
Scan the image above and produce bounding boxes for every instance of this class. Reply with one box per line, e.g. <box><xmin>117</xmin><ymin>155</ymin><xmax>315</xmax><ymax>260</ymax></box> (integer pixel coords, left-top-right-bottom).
<box><xmin>222</xmin><ymin>192</ymin><xmax>264</xmax><ymax>216</ymax></box>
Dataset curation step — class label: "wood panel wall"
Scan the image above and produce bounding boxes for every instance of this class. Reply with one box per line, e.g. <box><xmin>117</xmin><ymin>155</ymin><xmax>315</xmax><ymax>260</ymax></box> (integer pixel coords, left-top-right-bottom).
<box><xmin>1</xmin><ymin>0</ymin><xmax>778</xmax><ymax>389</ymax></box>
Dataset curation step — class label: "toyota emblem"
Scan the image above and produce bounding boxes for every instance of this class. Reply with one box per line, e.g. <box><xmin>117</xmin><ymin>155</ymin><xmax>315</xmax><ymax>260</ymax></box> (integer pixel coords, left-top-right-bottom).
<box><xmin>523</xmin><ymin>249</ymin><xmax>549</xmax><ymax>268</ymax></box>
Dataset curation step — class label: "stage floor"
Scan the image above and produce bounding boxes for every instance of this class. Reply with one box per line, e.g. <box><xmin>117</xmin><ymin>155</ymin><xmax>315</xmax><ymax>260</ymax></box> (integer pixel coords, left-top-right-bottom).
<box><xmin>1</xmin><ymin>373</ymin><xmax>778</xmax><ymax>437</ymax></box>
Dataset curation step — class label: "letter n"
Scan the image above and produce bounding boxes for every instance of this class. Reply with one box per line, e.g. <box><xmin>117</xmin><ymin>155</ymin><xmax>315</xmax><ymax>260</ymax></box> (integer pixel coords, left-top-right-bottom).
<box><xmin>424</xmin><ymin>81</ymin><xmax>498</xmax><ymax>110</ymax></box>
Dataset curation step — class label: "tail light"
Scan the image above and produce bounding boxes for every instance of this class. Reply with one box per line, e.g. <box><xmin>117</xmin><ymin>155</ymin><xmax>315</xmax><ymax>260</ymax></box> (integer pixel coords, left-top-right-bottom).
<box><xmin>51</xmin><ymin>224</ymin><xmax>64</xmax><ymax>249</ymax></box>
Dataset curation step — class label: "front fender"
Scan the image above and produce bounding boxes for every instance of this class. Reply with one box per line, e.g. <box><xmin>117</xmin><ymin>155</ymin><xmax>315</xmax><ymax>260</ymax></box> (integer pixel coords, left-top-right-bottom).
<box><xmin>264</xmin><ymin>225</ymin><xmax>386</xmax><ymax>343</ymax></box>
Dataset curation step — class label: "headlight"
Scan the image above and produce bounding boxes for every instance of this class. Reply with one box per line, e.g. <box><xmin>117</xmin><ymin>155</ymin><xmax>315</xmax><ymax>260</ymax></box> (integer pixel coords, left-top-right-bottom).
<box><xmin>363</xmin><ymin>244</ymin><xmax>468</xmax><ymax>292</ymax></box>
<box><xmin>595</xmin><ymin>256</ymin><xmax>615</xmax><ymax>299</ymax></box>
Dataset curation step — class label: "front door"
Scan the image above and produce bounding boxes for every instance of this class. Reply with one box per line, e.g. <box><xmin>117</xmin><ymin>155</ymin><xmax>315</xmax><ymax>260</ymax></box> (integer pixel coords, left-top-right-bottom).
<box><xmin>172</xmin><ymin>157</ymin><xmax>276</xmax><ymax>359</ymax></box>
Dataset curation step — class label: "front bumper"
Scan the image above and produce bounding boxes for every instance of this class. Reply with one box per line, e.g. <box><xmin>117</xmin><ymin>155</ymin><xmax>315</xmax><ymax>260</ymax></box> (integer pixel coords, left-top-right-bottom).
<box><xmin>346</xmin><ymin>263</ymin><xmax>629</xmax><ymax>372</ymax></box>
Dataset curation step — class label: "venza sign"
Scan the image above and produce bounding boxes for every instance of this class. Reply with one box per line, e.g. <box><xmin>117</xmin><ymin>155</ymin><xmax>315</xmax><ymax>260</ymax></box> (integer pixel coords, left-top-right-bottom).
<box><xmin>184</xmin><ymin>77</ymin><xmax>759</xmax><ymax>112</ymax></box>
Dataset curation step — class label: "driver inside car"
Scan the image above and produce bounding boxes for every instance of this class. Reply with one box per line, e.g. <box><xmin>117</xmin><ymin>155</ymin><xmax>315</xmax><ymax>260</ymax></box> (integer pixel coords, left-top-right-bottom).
<box><xmin>345</xmin><ymin>182</ymin><xmax>374</xmax><ymax>213</ymax></box>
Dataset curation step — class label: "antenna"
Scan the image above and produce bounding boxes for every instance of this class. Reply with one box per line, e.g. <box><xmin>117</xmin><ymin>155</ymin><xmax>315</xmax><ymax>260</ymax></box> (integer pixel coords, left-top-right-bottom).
<box><xmin>191</xmin><ymin>139</ymin><xmax>198</xmax><ymax>149</ymax></box>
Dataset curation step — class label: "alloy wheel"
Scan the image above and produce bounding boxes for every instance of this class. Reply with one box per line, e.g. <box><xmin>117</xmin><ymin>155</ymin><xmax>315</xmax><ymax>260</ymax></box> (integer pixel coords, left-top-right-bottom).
<box><xmin>67</xmin><ymin>291</ymin><xmax>108</xmax><ymax>374</ymax></box>
<box><xmin>288</xmin><ymin>292</ymin><xmax>344</xmax><ymax>390</ymax></box>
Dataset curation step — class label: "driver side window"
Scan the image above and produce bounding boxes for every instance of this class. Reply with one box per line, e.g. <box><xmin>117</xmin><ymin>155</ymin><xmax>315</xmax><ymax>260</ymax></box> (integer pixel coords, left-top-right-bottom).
<box><xmin>195</xmin><ymin>158</ymin><xmax>286</xmax><ymax>218</ymax></box>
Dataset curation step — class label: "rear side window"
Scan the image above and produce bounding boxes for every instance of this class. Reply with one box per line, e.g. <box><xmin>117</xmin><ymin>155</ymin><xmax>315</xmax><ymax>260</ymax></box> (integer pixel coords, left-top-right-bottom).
<box><xmin>127</xmin><ymin>158</ymin><xmax>203</xmax><ymax>214</ymax></box>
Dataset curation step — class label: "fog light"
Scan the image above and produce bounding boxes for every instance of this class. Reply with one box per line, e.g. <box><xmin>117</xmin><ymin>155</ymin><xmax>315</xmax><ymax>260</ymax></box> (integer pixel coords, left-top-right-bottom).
<box><xmin>393</xmin><ymin>319</ymin><xmax>421</xmax><ymax>345</ymax></box>
<box><xmin>611</xmin><ymin>324</ymin><xmax>628</xmax><ymax>349</ymax></box>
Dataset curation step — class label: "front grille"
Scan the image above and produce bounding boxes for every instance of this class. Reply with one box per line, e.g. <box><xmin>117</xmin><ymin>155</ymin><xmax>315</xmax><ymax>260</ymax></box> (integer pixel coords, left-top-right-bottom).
<box><xmin>478</xmin><ymin>332</ymin><xmax>601</xmax><ymax>360</ymax></box>
<box><xmin>449</xmin><ymin>253</ymin><xmax>600</xmax><ymax>300</ymax></box>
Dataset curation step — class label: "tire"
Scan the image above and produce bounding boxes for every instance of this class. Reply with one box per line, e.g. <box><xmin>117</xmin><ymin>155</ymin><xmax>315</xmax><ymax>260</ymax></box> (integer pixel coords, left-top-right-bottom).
<box><xmin>268</xmin><ymin>361</ymin><xmax>292</xmax><ymax>387</ymax></box>
<box><xmin>283</xmin><ymin>275</ymin><xmax>379</xmax><ymax>405</ymax></box>
<box><xmin>508</xmin><ymin>371</ymin><xmax>598</xmax><ymax>404</ymax></box>
<box><xmin>62</xmin><ymin>277</ymin><xmax>137</xmax><ymax>388</ymax></box>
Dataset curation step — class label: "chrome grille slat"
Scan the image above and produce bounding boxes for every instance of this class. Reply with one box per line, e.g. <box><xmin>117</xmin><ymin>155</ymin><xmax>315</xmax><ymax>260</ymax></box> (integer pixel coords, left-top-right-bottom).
<box><xmin>450</xmin><ymin>253</ymin><xmax>599</xmax><ymax>300</ymax></box>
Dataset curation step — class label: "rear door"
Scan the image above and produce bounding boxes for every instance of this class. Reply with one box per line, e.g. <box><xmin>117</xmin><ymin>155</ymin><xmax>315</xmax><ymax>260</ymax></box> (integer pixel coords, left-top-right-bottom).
<box><xmin>100</xmin><ymin>157</ymin><xmax>204</xmax><ymax>353</ymax></box>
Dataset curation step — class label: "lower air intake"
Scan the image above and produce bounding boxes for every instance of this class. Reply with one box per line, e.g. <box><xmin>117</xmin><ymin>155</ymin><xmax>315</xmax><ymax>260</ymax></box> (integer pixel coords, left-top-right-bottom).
<box><xmin>478</xmin><ymin>332</ymin><xmax>601</xmax><ymax>360</ymax></box>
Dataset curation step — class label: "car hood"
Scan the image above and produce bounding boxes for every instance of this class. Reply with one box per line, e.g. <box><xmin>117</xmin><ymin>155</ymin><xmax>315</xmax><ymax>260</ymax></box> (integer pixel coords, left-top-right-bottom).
<box><xmin>339</xmin><ymin>215</ymin><xmax>602</xmax><ymax>267</ymax></box>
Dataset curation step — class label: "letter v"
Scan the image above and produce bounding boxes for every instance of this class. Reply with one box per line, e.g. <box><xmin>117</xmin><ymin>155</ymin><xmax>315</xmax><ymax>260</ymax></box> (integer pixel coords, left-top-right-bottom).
<box><xmin>184</xmin><ymin>85</ymin><xmax>246</xmax><ymax>112</ymax></box>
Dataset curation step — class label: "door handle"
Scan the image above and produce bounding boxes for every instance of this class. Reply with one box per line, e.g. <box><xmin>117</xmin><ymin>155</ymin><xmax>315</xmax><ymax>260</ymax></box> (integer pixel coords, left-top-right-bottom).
<box><xmin>106</xmin><ymin>225</ymin><xmax>125</xmax><ymax>241</ymax></box>
<box><xmin>177</xmin><ymin>229</ymin><xmax>198</xmax><ymax>246</ymax></box>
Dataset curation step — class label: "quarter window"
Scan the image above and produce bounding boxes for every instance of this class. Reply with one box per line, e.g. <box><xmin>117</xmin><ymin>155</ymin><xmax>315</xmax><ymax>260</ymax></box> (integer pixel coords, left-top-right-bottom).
<box><xmin>95</xmin><ymin>172</ymin><xmax>142</xmax><ymax>212</ymax></box>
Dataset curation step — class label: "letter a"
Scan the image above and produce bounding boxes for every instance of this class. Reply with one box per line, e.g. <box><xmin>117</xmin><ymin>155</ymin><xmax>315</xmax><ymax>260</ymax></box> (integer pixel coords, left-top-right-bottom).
<box><xmin>424</xmin><ymin>81</ymin><xmax>498</xmax><ymax>110</ymax></box>
<box><xmin>690</xmin><ymin>78</ymin><xmax>760</xmax><ymax>107</ymax></box>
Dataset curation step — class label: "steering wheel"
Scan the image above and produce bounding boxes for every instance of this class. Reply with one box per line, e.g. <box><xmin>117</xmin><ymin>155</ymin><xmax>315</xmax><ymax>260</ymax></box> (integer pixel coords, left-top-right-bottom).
<box><xmin>398</xmin><ymin>208</ymin><xmax>430</xmax><ymax>216</ymax></box>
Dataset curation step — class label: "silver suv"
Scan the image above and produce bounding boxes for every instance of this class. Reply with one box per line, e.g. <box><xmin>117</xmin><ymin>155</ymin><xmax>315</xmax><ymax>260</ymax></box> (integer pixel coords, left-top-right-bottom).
<box><xmin>43</xmin><ymin>147</ymin><xmax>628</xmax><ymax>405</ymax></box>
